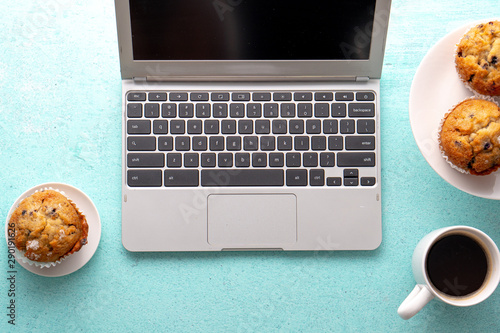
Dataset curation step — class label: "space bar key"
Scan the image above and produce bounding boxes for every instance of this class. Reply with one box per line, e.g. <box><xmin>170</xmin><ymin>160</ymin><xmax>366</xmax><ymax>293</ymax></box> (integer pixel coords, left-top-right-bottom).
<box><xmin>201</xmin><ymin>169</ymin><xmax>284</xmax><ymax>186</ymax></box>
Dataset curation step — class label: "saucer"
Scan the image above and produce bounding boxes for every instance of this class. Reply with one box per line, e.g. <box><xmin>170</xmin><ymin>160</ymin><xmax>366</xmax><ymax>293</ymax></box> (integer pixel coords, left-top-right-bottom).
<box><xmin>5</xmin><ymin>183</ymin><xmax>101</xmax><ymax>277</ymax></box>
<box><xmin>409</xmin><ymin>19</ymin><xmax>500</xmax><ymax>200</ymax></box>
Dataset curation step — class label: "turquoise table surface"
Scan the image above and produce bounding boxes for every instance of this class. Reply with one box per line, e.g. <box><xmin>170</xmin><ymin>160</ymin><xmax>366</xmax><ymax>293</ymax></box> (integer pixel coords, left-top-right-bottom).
<box><xmin>1</xmin><ymin>0</ymin><xmax>500</xmax><ymax>332</ymax></box>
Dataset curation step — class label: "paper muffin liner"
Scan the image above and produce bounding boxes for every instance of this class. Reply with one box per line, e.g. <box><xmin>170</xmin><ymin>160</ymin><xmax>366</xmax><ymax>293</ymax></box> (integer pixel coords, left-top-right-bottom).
<box><xmin>438</xmin><ymin>96</ymin><xmax>500</xmax><ymax>175</ymax></box>
<box><xmin>454</xmin><ymin>21</ymin><xmax>500</xmax><ymax>102</ymax></box>
<box><xmin>8</xmin><ymin>186</ymin><xmax>88</xmax><ymax>269</ymax></box>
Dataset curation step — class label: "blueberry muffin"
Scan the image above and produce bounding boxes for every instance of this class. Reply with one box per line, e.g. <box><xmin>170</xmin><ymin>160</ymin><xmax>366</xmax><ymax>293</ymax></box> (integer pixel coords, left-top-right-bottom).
<box><xmin>455</xmin><ymin>21</ymin><xmax>500</xmax><ymax>96</ymax></box>
<box><xmin>439</xmin><ymin>98</ymin><xmax>500</xmax><ymax>175</ymax></box>
<box><xmin>10</xmin><ymin>190</ymin><xmax>88</xmax><ymax>262</ymax></box>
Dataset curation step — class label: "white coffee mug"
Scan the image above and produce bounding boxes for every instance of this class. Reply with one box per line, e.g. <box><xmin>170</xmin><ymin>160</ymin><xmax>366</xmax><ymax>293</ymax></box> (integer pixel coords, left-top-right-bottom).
<box><xmin>398</xmin><ymin>226</ymin><xmax>500</xmax><ymax>320</ymax></box>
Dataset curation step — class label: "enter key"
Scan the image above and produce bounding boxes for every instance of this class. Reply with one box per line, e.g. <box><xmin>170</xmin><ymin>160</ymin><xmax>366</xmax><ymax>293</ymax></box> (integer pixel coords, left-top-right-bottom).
<box><xmin>345</xmin><ymin>136</ymin><xmax>375</xmax><ymax>150</ymax></box>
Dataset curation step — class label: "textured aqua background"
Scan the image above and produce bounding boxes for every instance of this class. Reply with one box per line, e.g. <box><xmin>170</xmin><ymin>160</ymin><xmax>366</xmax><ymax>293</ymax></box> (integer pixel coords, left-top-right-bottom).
<box><xmin>1</xmin><ymin>0</ymin><xmax>500</xmax><ymax>332</ymax></box>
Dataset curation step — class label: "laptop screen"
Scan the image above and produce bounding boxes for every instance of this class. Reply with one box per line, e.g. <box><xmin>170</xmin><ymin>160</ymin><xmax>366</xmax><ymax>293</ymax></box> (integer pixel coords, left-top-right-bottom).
<box><xmin>129</xmin><ymin>0</ymin><xmax>377</xmax><ymax>61</ymax></box>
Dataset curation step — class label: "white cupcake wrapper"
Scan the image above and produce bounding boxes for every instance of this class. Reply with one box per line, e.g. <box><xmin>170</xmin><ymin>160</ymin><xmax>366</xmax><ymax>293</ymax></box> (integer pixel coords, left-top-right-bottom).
<box><xmin>9</xmin><ymin>186</ymin><xmax>86</xmax><ymax>269</ymax></box>
<box><xmin>438</xmin><ymin>97</ymin><xmax>500</xmax><ymax>175</ymax></box>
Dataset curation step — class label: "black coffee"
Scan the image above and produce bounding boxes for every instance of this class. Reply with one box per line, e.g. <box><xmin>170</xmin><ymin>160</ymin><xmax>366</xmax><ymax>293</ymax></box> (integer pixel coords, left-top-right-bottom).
<box><xmin>426</xmin><ymin>234</ymin><xmax>488</xmax><ymax>297</ymax></box>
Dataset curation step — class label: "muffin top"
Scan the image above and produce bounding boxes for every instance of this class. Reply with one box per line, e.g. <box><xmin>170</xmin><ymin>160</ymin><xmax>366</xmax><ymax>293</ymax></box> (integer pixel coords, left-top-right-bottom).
<box><xmin>455</xmin><ymin>21</ymin><xmax>500</xmax><ymax>96</ymax></box>
<box><xmin>10</xmin><ymin>190</ymin><xmax>88</xmax><ymax>262</ymax></box>
<box><xmin>440</xmin><ymin>99</ymin><xmax>500</xmax><ymax>175</ymax></box>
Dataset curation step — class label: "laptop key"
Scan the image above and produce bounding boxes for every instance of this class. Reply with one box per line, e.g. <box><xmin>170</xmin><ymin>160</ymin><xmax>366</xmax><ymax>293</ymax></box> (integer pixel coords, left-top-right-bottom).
<box><xmin>255</xmin><ymin>119</ymin><xmax>270</xmax><ymax>134</ymax></box>
<box><xmin>253</xmin><ymin>92</ymin><xmax>271</xmax><ymax>101</ymax></box>
<box><xmin>348</xmin><ymin>103</ymin><xmax>375</xmax><ymax>117</ymax></box>
<box><xmin>286</xmin><ymin>152</ymin><xmax>301</xmax><ymax>167</ymax></box>
<box><xmin>170</xmin><ymin>92</ymin><xmax>188</xmax><ymax>101</ymax></box>
<box><xmin>269</xmin><ymin>152</ymin><xmax>284</xmax><ymax>167</ymax></box>
<box><xmin>162</xmin><ymin>103</ymin><xmax>177</xmax><ymax>118</ymax></box>
<box><xmin>148</xmin><ymin>92</ymin><xmax>167</xmax><ymax>101</ymax></box>
<box><xmin>243</xmin><ymin>136</ymin><xmax>258</xmax><ymax>150</ymax></box>
<box><xmin>310</xmin><ymin>169</ymin><xmax>325</xmax><ymax>186</ymax></box>
<box><xmin>127</xmin><ymin>103</ymin><xmax>142</xmax><ymax>118</ymax></box>
<box><xmin>232</xmin><ymin>92</ymin><xmax>250</xmax><ymax>101</ymax></box>
<box><xmin>277</xmin><ymin>136</ymin><xmax>292</xmax><ymax>151</ymax></box>
<box><xmin>196</xmin><ymin>103</ymin><xmax>211</xmax><ymax>118</ymax></box>
<box><xmin>235</xmin><ymin>153</ymin><xmax>251</xmax><ymax>167</ymax></box>
<box><xmin>127</xmin><ymin>136</ymin><xmax>155</xmax><ymax>151</ymax></box>
<box><xmin>153</xmin><ymin>120</ymin><xmax>168</xmax><ymax>134</ymax></box>
<box><xmin>179</xmin><ymin>103</ymin><xmax>194</xmax><ymax>117</ymax></box>
<box><xmin>361</xmin><ymin>177</ymin><xmax>376</xmax><ymax>186</ymax></box>
<box><xmin>357</xmin><ymin>119</ymin><xmax>375</xmax><ymax>134</ymax></box>
<box><xmin>167</xmin><ymin>153</ymin><xmax>182</xmax><ymax>167</ymax></box>
<box><xmin>274</xmin><ymin>92</ymin><xmax>292</xmax><ymax>101</ymax></box>
<box><xmin>218</xmin><ymin>153</ymin><xmax>233</xmax><ymax>167</ymax></box>
<box><xmin>204</xmin><ymin>120</ymin><xmax>219</xmax><ymax>134</ymax></box>
<box><xmin>127</xmin><ymin>120</ymin><xmax>150</xmax><ymax>134</ymax></box>
<box><xmin>298</xmin><ymin>103</ymin><xmax>312</xmax><ymax>117</ymax></box>
<box><xmin>335</xmin><ymin>92</ymin><xmax>354</xmax><ymax>101</ymax></box>
<box><xmin>127</xmin><ymin>153</ymin><xmax>164</xmax><ymax>167</ymax></box>
<box><xmin>184</xmin><ymin>153</ymin><xmax>199</xmax><ymax>167</ymax></box>
<box><xmin>345</xmin><ymin>136</ymin><xmax>375</xmax><ymax>150</ymax></box>
<box><xmin>356</xmin><ymin>92</ymin><xmax>375</xmax><ymax>101</ymax></box>
<box><xmin>294</xmin><ymin>92</ymin><xmax>312</xmax><ymax>101</ymax></box>
<box><xmin>272</xmin><ymin>120</ymin><xmax>287</xmax><ymax>134</ymax></box>
<box><xmin>314</xmin><ymin>103</ymin><xmax>329</xmax><ymax>117</ymax></box>
<box><xmin>281</xmin><ymin>103</ymin><xmax>295</xmax><ymax>117</ymax></box>
<box><xmin>303</xmin><ymin>152</ymin><xmax>318</xmax><ymax>167</ymax></box>
<box><xmin>331</xmin><ymin>103</ymin><xmax>346</xmax><ymax>117</ymax></box>
<box><xmin>192</xmin><ymin>136</ymin><xmax>207</xmax><ymax>151</ymax></box>
<box><xmin>213</xmin><ymin>103</ymin><xmax>228</xmax><ymax>117</ymax></box>
<box><xmin>128</xmin><ymin>169</ymin><xmax>162</xmax><ymax>187</ymax></box>
<box><xmin>187</xmin><ymin>120</ymin><xmax>202</xmax><ymax>134</ymax></box>
<box><xmin>289</xmin><ymin>119</ymin><xmax>304</xmax><ymax>134</ymax></box>
<box><xmin>127</xmin><ymin>92</ymin><xmax>146</xmax><ymax>101</ymax></box>
<box><xmin>190</xmin><ymin>92</ymin><xmax>209</xmax><ymax>101</ymax></box>
<box><xmin>170</xmin><ymin>120</ymin><xmax>185</xmax><ymax>134</ymax></box>
<box><xmin>164</xmin><ymin>170</ymin><xmax>199</xmax><ymax>187</ymax></box>
<box><xmin>320</xmin><ymin>152</ymin><xmax>335</xmax><ymax>167</ymax></box>
<box><xmin>230</xmin><ymin>103</ymin><xmax>245</xmax><ymax>117</ymax></box>
<box><xmin>238</xmin><ymin>119</ymin><xmax>253</xmax><ymax>134</ymax></box>
<box><xmin>201</xmin><ymin>169</ymin><xmax>284</xmax><ymax>186</ymax></box>
<box><xmin>247</xmin><ymin>103</ymin><xmax>262</xmax><ymax>117</ymax></box>
<box><xmin>252</xmin><ymin>153</ymin><xmax>267</xmax><ymax>167</ymax></box>
<box><xmin>201</xmin><ymin>153</ymin><xmax>216</xmax><ymax>167</ymax></box>
<box><xmin>145</xmin><ymin>103</ymin><xmax>160</xmax><ymax>118</ymax></box>
<box><xmin>158</xmin><ymin>136</ymin><xmax>173</xmax><ymax>151</ymax></box>
<box><xmin>314</xmin><ymin>92</ymin><xmax>333</xmax><ymax>101</ymax></box>
<box><xmin>337</xmin><ymin>152</ymin><xmax>376</xmax><ymax>167</ymax></box>
<box><xmin>263</xmin><ymin>103</ymin><xmax>279</xmax><ymax>117</ymax></box>
<box><xmin>286</xmin><ymin>169</ymin><xmax>307</xmax><ymax>186</ymax></box>
<box><xmin>211</xmin><ymin>92</ymin><xmax>230</xmax><ymax>101</ymax></box>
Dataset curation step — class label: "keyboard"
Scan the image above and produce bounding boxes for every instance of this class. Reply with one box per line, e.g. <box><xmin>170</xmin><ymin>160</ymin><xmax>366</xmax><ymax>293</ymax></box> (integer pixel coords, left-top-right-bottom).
<box><xmin>125</xmin><ymin>90</ymin><xmax>377</xmax><ymax>188</ymax></box>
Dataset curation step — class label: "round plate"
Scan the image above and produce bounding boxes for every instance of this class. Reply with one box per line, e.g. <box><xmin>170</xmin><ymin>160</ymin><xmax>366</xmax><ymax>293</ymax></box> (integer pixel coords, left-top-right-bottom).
<box><xmin>409</xmin><ymin>19</ymin><xmax>500</xmax><ymax>200</ymax></box>
<box><xmin>5</xmin><ymin>183</ymin><xmax>101</xmax><ymax>277</ymax></box>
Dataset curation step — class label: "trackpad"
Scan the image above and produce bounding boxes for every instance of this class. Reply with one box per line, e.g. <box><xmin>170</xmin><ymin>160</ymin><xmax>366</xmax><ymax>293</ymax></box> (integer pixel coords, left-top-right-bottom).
<box><xmin>207</xmin><ymin>194</ymin><xmax>297</xmax><ymax>248</ymax></box>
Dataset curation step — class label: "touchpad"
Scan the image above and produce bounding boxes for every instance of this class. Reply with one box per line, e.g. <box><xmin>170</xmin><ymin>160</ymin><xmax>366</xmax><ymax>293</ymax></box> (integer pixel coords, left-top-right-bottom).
<box><xmin>207</xmin><ymin>194</ymin><xmax>297</xmax><ymax>248</ymax></box>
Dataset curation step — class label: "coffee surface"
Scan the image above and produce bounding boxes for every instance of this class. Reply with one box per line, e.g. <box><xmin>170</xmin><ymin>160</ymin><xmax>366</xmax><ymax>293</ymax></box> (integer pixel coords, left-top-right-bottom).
<box><xmin>426</xmin><ymin>234</ymin><xmax>488</xmax><ymax>297</ymax></box>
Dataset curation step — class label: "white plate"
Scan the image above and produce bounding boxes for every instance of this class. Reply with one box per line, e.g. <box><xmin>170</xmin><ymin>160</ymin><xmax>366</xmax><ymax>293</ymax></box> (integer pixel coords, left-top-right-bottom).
<box><xmin>5</xmin><ymin>183</ymin><xmax>101</xmax><ymax>277</ymax></box>
<box><xmin>409</xmin><ymin>19</ymin><xmax>500</xmax><ymax>200</ymax></box>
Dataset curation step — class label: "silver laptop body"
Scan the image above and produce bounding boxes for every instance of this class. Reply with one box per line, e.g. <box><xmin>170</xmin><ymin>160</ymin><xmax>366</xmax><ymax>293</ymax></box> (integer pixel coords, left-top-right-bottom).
<box><xmin>116</xmin><ymin>0</ymin><xmax>391</xmax><ymax>251</ymax></box>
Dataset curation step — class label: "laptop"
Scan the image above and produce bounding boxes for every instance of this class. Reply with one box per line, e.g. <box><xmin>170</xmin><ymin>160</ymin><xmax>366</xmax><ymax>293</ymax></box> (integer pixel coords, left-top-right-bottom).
<box><xmin>115</xmin><ymin>0</ymin><xmax>391</xmax><ymax>251</ymax></box>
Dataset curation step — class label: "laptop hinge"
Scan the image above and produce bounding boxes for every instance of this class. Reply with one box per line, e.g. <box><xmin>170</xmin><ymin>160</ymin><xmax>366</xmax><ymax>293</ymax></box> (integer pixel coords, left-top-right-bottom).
<box><xmin>355</xmin><ymin>76</ymin><xmax>370</xmax><ymax>82</ymax></box>
<box><xmin>137</xmin><ymin>76</ymin><xmax>359</xmax><ymax>82</ymax></box>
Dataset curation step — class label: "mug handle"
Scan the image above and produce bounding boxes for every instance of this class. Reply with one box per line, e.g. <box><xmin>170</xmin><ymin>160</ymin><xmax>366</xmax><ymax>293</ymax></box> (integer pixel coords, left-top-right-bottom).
<box><xmin>397</xmin><ymin>284</ymin><xmax>435</xmax><ymax>320</ymax></box>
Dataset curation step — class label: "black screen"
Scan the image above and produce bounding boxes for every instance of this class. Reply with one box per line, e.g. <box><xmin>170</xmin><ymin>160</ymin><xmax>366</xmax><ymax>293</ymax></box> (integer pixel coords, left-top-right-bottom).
<box><xmin>130</xmin><ymin>0</ymin><xmax>376</xmax><ymax>61</ymax></box>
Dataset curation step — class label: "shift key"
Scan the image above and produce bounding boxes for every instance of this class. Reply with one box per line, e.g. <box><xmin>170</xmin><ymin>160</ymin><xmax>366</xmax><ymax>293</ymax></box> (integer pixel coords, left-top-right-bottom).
<box><xmin>127</xmin><ymin>153</ymin><xmax>164</xmax><ymax>167</ymax></box>
<box><xmin>337</xmin><ymin>152</ymin><xmax>375</xmax><ymax>167</ymax></box>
